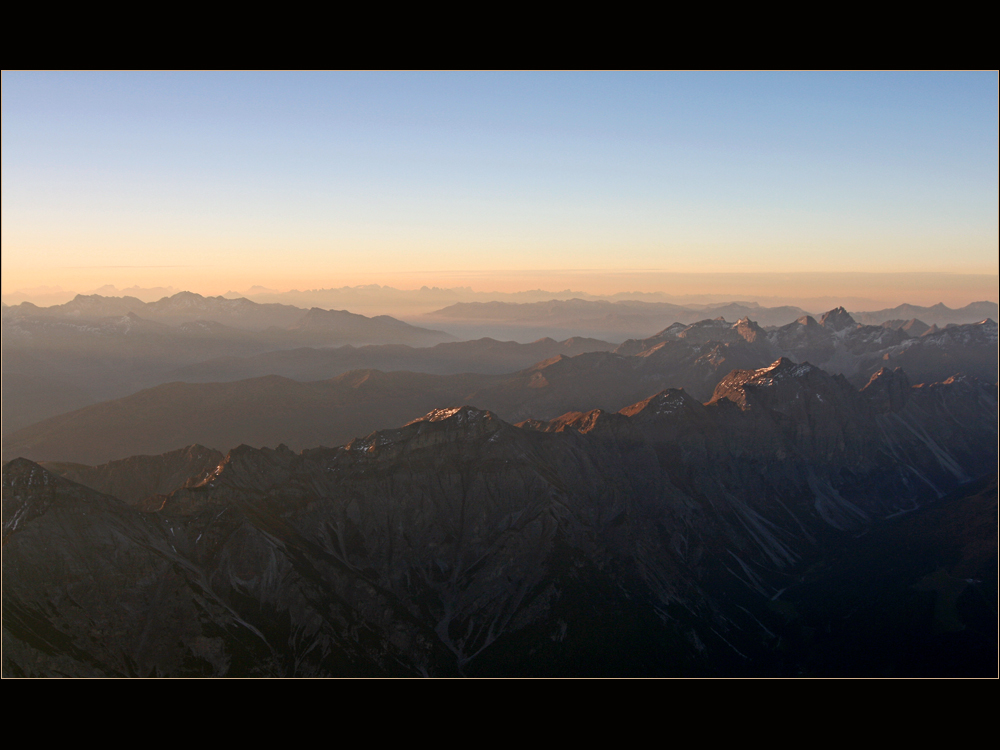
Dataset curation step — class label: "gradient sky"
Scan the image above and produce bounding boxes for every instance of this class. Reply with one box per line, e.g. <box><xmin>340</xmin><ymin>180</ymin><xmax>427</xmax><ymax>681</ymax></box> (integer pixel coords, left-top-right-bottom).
<box><xmin>2</xmin><ymin>71</ymin><xmax>997</xmax><ymax>300</ymax></box>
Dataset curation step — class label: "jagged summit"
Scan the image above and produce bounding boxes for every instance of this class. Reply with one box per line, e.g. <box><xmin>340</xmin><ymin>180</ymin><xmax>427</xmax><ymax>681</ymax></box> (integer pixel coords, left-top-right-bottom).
<box><xmin>716</xmin><ymin>357</ymin><xmax>817</xmax><ymax>389</ymax></box>
<box><xmin>708</xmin><ymin>358</ymin><xmax>840</xmax><ymax>411</ymax></box>
<box><xmin>819</xmin><ymin>306</ymin><xmax>858</xmax><ymax>331</ymax></box>
<box><xmin>758</xmin><ymin>358</ymin><xmax>821</xmax><ymax>381</ymax></box>
<box><xmin>519</xmin><ymin>408</ymin><xmax>620</xmax><ymax>434</ymax></box>
<box><xmin>408</xmin><ymin>405</ymin><xmax>498</xmax><ymax>425</ymax></box>
<box><xmin>734</xmin><ymin>316</ymin><xmax>764</xmax><ymax>343</ymax></box>
<box><xmin>2</xmin><ymin>457</ymin><xmax>54</xmax><ymax>490</ymax></box>
<box><xmin>911</xmin><ymin>318</ymin><xmax>998</xmax><ymax>346</ymax></box>
<box><xmin>339</xmin><ymin>405</ymin><xmax>506</xmax><ymax>458</ymax></box>
<box><xmin>900</xmin><ymin>318</ymin><xmax>931</xmax><ymax>336</ymax></box>
<box><xmin>619</xmin><ymin>388</ymin><xmax>699</xmax><ymax>418</ymax></box>
<box><xmin>657</xmin><ymin>321</ymin><xmax>688</xmax><ymax>337</ymax></box>
<box><xmin>520</xmin><ymin>388</ymin><xmax>705</xmax><ymax>435</ymax></box>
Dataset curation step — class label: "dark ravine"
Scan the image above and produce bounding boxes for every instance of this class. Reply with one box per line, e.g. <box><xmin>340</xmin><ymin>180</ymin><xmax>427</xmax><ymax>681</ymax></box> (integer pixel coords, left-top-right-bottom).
<box><xmin>3</xmin><ymin>359</ymin><xmax>996</xmax><ymax>676</ymax></box>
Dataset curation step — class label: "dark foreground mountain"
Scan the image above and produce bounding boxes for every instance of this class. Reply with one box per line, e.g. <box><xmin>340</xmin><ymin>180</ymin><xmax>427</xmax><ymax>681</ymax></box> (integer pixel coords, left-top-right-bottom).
<box><xmin>3</xmin><ymin>361</ymin><xmax>996</xmax><ymax>676</ymax></box>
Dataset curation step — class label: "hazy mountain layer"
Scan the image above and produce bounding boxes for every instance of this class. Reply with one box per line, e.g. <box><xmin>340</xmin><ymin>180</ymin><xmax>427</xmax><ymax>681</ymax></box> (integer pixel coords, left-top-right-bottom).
<box><xmin>2</xmin><ymin>372</ymin><xmax>499</xmax><ymax>465</ymax></box>
<box><xmin>226</xmin><ymin>285</ymin><xmax>865</xmax><ymax>319</ymax></box>
<box><xmin>166</xmin><ymin>336</ymin><xmax>614</xmax><ymax>383</ymax></box>
<box><xmin>4</xmin><ymin>297</ymin><xmax>993</xmax><ymax>440</ymax></box>
<box><xmin>422</xmin><ymin>298</ymin><xmax>814</xmax><ymax>340</ymax></box>
<box><xmin>2</xmin><ymin>291</ymin><xmax>452</xmax><ymax>339</ymax></box>
<box><xmin>1</xmin><ymin>371</ymin><xmax>96</xmax><ymax>434</ymax></box>
<box><xmin>420</xmin><ymin>299</ymin><xmax>998</xmax><ymax>342</ymax></box>
<box><xmin>852</xmin><ymin>301</ymin><xmax>998</xmax><ymax>327</ymax></box>
<box><xmin>5</xmin><ymin>310</ymin><xmax>995</xmax><ymax>465</ymax></box>
<box><xmin>4</xmin><ymin>362</ymin><xmax>995</xmax><ymax>677</ymax></box>
<box><xmin>4</xmin><ymin>291</ymin><xmax>290</xmax><ymax>330</ymax></box>
<box><xmin>1</xmin><ymin>296</ymin><xmax>454</xmax><ymax>434</ymax></box>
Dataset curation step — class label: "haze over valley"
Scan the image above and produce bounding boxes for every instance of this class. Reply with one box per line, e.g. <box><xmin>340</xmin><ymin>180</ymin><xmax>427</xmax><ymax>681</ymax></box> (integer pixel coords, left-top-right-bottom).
<box><xmin>3</xmin><ymin>292</ymin><xmax>996</xmax><ymax>462</ymax></box>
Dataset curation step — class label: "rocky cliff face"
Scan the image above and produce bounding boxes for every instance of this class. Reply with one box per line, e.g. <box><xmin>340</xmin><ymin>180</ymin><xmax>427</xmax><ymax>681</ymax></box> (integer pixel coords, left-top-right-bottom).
<box><xmin>3</xmin><ymin>361</ymin><xmax>996</xmax><ymax>676</ymax></box>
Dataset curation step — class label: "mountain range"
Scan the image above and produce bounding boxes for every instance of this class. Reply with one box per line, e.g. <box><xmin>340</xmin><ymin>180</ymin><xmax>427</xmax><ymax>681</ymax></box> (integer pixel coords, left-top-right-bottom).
<box><xmin>2</xmin><ymin>293</ymin><xmax>996</xmax><ymax>676</ymax></box>
<box><xmin>420</xmin><ymin>299</ymin><xmax>998</xmax><ymax>341</ymax></box>
<box><xmin>1</xmin><ymin>293</ymin><xmax>453</xmax><ymax>433</ymax></box>
<box><xmin>4</xmin><ymin>293</ymin><xmax>992</xmax><ymax>434</ymax></box>
<box><xmin>4</xmin><ymin>356</ymin><xmax>995</xmax><ymax>676</ymax></box>
<box><xmin>2</xmin><ymin>291</ymin><xmax>454</xmax><ymax>337</ymax></box>
<box><xmin>6</xmin><ymin>308</ymin><xmax>994</xmax><ymax>465</ymax></box>
<box><xmin>852</xmin><ymin>301</ymin><xmax>999</xmax><ymax>327</ymax></box>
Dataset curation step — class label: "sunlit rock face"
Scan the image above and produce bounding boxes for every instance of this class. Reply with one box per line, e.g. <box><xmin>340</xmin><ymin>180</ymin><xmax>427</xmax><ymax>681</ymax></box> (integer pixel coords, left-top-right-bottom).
<box><xmin>3</xmin><ymin>365</ymin><xmax>996</xmax><ymax>677</ymax></box>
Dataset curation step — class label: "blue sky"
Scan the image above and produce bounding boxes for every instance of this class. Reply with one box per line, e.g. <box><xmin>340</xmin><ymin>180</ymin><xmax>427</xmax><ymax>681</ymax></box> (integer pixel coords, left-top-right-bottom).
<box><xmin>2</xmin><ymin>71</ymin><xmax>996</xmax><ymax>298</ymax></box>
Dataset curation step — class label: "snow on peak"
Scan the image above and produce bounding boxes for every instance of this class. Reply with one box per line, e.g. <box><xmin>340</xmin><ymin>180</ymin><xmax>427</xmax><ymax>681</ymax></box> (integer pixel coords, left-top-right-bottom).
<box><xmin>424</xmin><ymin>407</ymin><xmax>464</xmax><ymax>421</ymax></box>
<box><xmin>409</xmin><ymin>405</ymin><xmax>493</xmax><ymax>426</ymax></box>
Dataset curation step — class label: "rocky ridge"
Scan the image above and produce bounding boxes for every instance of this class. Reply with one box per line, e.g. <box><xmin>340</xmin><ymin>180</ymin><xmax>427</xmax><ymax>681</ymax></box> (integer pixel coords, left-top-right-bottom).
<box><xmin>4</xmin><ymin>359</ymin><xmax>996</xmax><ymax>676</ymax></box>
<box><xmin>6</xmin><ymin>308</ymin><xmax>996</xmax><ymax>465</ymax></box>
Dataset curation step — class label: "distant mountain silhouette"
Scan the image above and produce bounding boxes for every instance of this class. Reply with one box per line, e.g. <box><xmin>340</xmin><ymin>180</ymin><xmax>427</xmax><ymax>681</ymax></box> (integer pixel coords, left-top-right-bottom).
<box><xmin>423</xmin><ymin>298</ymin><xmax>814</xmax><ymax>338</ymax></box>
<box><xmin>3</xmin><ymin>291</ymin><xmax>455</xmax><ymax>336</ymax></box>
<box><xmin>1</xmin><ymin>293</ymin><xmax>454</xmax><ymax>433</ymax></box>
<box><xmin>852</xmin><ymin>301</ymin><xmax>998</xmax><ymax>327</ymax></box>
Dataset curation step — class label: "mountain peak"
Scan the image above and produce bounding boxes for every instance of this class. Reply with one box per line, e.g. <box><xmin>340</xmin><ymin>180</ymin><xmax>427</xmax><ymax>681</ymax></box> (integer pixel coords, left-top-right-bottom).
<box><xmin>657</xmin><ymin>322</ymin><xmax>688</xmax><ymax>338</ymax></box>
<box><xmin>411</xmin><ymin>405</ymin><xmax>497</xmax><ymax>426</ymax></box>
<box><xmin>343</xmin><ymin>406</ymin><xmax>503</xmax><ymax>457</ymax></box>
<box><xmin>819</xmin><ymin>306</ymin><xmax>858</xmax><ymax>331</ymax></box>
<box><xmin>523</xmin><ymin>408</ymin><xmax>615</xmax><ymax>434</ymax></box>
<box><xmin>2</xmin><ymin>457</ymin><xmax>54</xmax><ymax>490</ymax></box>
<box><xmin>763</xmin><ymin>357</ymin><xmax>817</xmax><ymax>378</ymax></box>
<box><xmin>735</xmin><ymin>316</ymin><xmax>764</xmax><ymax>343</ymax></box>
<box><xmin>709</xmin><ymin>358</ymin><xmax>827</xmax><ymax>410</ymax></box>
<box><xmin>619</xmin><ymin>388</ymin><xmax>699</xmax><ymax>418</ymax></box>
